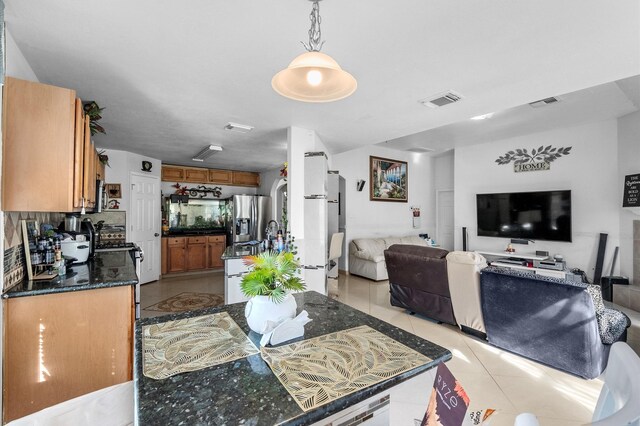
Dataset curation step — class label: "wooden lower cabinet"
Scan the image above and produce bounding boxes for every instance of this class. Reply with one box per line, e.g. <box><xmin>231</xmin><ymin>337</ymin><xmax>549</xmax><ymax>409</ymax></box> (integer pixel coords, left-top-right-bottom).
<box><xmin>162</xmin><ymin>235</ymin><xmax>226</xmax><ymax>274</ymax></box>
<box><xmin>161</xmin><ymin>237</ymin><xmax>168</xmax><ymax>275</ymax></box>
<box><xmin>167</xmin><ymin>237</ymin><xmax>187</xmax><ymax>273</ymax></box>
<box><xmin>207</xmin><ymin>236</ymin><xmax>226</xmax><ymax>268</ymax></box>
<box><xmin>186</xmin><ymin>237</ymin><xmax>207</xmax><ymax>270</ymax></box>
<box><xmin>3</xmin><ymin>286</ymin><xmax>134</xmax><ymax>423</ymax></box>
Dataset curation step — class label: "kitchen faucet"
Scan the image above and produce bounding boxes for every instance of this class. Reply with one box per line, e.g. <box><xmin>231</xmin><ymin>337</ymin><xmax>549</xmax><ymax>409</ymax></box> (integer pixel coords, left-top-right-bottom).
<box><xmin>266</xmin><ymin>220</ymin><xmax>279</xmax><ymax>239</ymax></box>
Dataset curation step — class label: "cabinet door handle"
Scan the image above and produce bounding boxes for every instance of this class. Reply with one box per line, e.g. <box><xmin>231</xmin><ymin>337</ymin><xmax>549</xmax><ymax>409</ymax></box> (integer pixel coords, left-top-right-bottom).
<box><xmin>154</xmin><ymin>233</ymin><xmax>160</xmax><ymax>237</ymax></box>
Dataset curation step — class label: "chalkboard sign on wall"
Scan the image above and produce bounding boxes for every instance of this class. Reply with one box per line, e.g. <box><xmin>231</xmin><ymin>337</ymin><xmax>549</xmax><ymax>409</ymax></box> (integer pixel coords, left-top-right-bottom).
<box><xmin>623</xmin><ymin>173</ymin><xmax>640</xmax><ymax>207</ymax></box>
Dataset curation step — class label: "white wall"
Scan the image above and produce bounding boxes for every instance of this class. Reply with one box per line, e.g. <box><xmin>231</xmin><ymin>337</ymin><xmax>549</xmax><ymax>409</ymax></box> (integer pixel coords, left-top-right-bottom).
<box><xmin>454</xmin><ymin>119</ymin><xmax>621</xmax><ymax>279</ymax></box>
<box><xmin>332</xmin><ymin>145</ymin><xmax>435</xmax><ymax>270</ymax></box>
<box><xmin>5</xmin><ymin>30</ymin><xmax>38</xmax><ymax>81</ymax></box>
<box><xmin>102</xmin><ymin>149</ymin><xmax>161</xmax><ymax>240</ymax></box>
<box><xmin>618</xmin><ymin>110</ymin><xmax>640</xmax><ymax>283</ymax></box>
<box><xmin>259</xmin><ymin>166</ymin><xmax>284</xmax><ymax>224</ymax></box>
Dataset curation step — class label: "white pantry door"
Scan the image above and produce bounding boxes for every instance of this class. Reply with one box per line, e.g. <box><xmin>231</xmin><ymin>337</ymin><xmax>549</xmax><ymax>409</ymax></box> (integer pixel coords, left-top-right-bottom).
<box><xmin>130</xmin><ymin>172</ymin><xmax>161</xmax><ymax>284</ymax></box>
<box><xmin>437</xmin><ymin>190</ymin><xmax>455</xmax><ymax>251</ymax></box>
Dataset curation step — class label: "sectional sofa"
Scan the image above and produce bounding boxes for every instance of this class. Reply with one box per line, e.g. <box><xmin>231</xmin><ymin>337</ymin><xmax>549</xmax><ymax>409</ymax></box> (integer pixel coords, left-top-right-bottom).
<box><xmin>383</xmin><ymin>244</ymin><xmax>630</xmax><ymax>379</ymax></box>
<box><xmin>348</xmin><ymin>235</ymin><xmax>429</xmax><ymax>281</ymax></box>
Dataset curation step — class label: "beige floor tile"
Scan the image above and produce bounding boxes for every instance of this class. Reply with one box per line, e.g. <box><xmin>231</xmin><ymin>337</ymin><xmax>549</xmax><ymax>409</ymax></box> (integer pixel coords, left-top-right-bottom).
<box><xmin>465</xmin><ymin>338</ymin><xmax>551</xmax><ymax>379</ymax></box>
<box><xmin>369</xmin><ymin>303</ymin><xmax>415</xmax><ymax>333</ymax></box>
<box><xmin>410</xmin><ymin>315</ymin><xmax>468</xmax><ymax>348</ymax></box>
<box><xmin>492</xmin><ymin>374</ymin><xmax>595</xmax><ymax>422</ymax></box>
<box><xmin>458</xmin><ymin>372</ymin><xmax>517</xmax><ymax>413</ymax></box>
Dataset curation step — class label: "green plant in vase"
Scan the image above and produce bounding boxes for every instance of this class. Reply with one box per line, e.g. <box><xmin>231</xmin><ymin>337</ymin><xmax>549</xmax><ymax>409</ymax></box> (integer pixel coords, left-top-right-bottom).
<box><xmin>241</xmin><ymin>251</ymin><xmax>304</xmax><ymax>302</ymax></box>
<box><xmin>241</xmin><ymin>250</ymin><xmax>305</xmax><ymax>334</ymax></box>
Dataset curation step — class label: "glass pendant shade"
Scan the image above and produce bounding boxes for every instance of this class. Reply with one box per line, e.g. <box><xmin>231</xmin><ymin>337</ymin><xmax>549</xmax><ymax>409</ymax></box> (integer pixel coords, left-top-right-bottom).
<box><xmin>272</xmin><ymin>51</ymin><xmax>357</xmax><ymax>103</ymax></box>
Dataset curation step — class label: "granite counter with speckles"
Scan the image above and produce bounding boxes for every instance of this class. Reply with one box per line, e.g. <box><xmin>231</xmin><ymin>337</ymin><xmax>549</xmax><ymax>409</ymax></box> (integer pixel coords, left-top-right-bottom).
<box><xmin>135</xmin><ymin>291</ymin><xmax>451</xmax><ymax>425</ymax></box>
<box><xmin>221</xmin><ymin>243</ymin><xmax>264</xmax><ymax>260</ymax></box>
<box><xmin>3</xmin><ymin>251</ymin><xmax>138</xmax><ymax>298</ymax></box>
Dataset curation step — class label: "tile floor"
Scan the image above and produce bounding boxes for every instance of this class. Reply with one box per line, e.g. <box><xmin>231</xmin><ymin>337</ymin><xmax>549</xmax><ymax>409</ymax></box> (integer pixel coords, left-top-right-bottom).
<box><xmin>140</xmin><ymin>271</ymin><xmax>640</xmax><ymax>426</ymax></box>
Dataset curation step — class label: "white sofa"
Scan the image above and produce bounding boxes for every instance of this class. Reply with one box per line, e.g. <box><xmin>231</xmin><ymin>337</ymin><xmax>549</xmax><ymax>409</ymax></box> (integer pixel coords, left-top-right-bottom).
<box><xmin>348</xmin><ymin>236</ymin><xmax>429</xmax><ymax>281</ymax></box>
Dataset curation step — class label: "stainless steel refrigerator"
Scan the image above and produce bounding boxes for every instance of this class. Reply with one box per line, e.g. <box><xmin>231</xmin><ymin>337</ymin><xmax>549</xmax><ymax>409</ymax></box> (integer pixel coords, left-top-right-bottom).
<box><xmin>225</xmin><ymin>195</ymin><xmax>270</xmax><ymax>244</ymax></box>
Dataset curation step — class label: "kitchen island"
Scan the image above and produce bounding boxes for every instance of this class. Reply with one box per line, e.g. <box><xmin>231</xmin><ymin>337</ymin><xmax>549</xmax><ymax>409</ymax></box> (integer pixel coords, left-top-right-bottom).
<box><xmin>2</xmin><ymin>251</ymin><xmax>138</xmax><ymax>423</ymax></box>
<box><xmin>135</xmin><ymin>291</ymin><xmax>451</xmax><ymax>425</ymax></box>
<box><xmin>221</xmin><ymin>242</ymin><xmax>263</xmax><ymax>304</ymax></box>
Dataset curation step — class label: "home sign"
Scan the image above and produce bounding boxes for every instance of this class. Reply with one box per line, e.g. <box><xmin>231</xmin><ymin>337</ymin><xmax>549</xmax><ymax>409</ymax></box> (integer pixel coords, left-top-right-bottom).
<box><xmin>495</xmin><ymin>145</ymin><xmax>572</xmax><ymax>173</ymax></box>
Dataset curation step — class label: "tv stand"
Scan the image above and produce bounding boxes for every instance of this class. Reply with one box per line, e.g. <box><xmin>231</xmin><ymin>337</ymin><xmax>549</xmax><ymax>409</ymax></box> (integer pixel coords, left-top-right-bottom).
<box><xmin>475</xmin><ymin>250</ymin><xmax>567</xmax><ymax>279</ymax></box>
<box><xmin>475</xmin><ymin>250</ymin><xmax>548</xmax><ymax>261</ymax></box>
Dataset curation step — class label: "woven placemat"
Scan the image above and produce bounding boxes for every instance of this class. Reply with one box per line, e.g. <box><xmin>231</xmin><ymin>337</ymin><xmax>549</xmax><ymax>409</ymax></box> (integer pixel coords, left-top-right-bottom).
<box><xmin>261</xmin><ymin>325</ymin><xmax>431</xmax><ymax>411</ymax></box>
<box><xmin>143</xmin><ymin>311</ymin><xmax>258</xmax><ymax>379</ymax></box>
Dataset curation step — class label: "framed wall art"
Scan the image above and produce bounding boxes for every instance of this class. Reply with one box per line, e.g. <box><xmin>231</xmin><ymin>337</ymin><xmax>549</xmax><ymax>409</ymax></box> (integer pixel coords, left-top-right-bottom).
<box><xmin>370</xmin><ymin>156</ymin><xmax>408</xmax><ymax>202</ymax></box>
<box><xmin>105</xmin><ymin>183</ymin><xmax>122</xmax><ymax>199</ymax></box>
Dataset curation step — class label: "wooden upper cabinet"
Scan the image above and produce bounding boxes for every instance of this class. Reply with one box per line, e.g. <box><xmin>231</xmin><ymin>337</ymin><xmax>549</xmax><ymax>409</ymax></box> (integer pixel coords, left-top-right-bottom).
<box><xmin>82</xmin><ymin>118</ymin><xmax>93</xmax><ymax>208</ymax></box>
<box><xmin>184</xmin><ymin>167</ymin><xmax>208</xmax><ymax>183</ymax></box>
<box><xmin>232</xmin><ymin>171</ymin><xmax>260</xmax><ymax>187</ymax></box>
<box><xmin>2</xmin><ymin>77</ymin><xmax>77</xmax><ymax>212</ymax></box>
<box><xmin>73</xmin><ymin>99</ymin><xmax>85</xmax><ymax>209</ymax></box>
<box><xmin>161</xmin><ymin>164</ymin><xmax>260</xmax><ymax>187</ymax></box>
<box><xmin>96</xmin><ymin>154</ymin><xmax>106</xmax><ymax>181</ymax></box>
<box><xmin>209</xmin><ymin>169</ymin><xmax>232</xmax><ymax>185</ymax></box>
<box><xmin>162</xmin><ymin>165</ymin><xmax>185</xmax><ymax>181</ymax></box>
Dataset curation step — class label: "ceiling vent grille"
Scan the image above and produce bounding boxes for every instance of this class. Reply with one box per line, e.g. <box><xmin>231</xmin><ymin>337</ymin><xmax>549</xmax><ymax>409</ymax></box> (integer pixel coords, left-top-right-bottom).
<box><xmin>419</xmin><ymin>91</ymin><xmax>464</xmax><ymax>108</ymax></box>
<box><xmin>529</xmin><ymin>97</ymin><xmax>561</xmax><ymax>108</ymax></box>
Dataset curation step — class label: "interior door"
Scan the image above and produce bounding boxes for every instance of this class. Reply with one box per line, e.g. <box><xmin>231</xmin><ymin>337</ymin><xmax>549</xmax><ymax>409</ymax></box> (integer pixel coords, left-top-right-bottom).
<box><xmin>130</xmin><ymin>172</ymin><xmax>161</xmax><ymax>284</ymax></box>
<box><xmin>437</xmin><ymin>190</ymin><xmax>455</xmax><ymax>251</ymax></box>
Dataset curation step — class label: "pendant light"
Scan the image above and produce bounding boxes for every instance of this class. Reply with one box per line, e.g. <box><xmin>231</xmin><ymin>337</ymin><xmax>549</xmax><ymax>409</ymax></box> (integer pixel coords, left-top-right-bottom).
<box><xmin>272</xmin><ymin>0</ymin><xmax>357</xmax><ymax>103</ymax></box>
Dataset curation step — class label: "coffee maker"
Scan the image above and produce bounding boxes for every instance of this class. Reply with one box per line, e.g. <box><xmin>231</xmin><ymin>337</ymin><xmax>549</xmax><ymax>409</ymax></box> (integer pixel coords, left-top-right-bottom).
<box><xmin>81</xmin><ymin>218</ymin><xmax>97</xmax><ymax>258</ymax></box>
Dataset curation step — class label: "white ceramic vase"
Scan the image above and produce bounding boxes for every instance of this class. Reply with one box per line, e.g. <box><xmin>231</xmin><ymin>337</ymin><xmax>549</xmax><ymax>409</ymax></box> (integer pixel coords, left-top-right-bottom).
<box><xmin>244</xmin><ymin>293</ymin><xmax>297</xmax><ymax>334</ymax></box>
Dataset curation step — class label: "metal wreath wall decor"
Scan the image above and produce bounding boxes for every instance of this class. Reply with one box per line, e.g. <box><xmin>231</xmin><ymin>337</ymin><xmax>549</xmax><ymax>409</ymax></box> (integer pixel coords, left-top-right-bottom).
<box><xmin>495</xmin><ymin>145</ymin><xmax>572</xmax><ymax>173</ymax></box>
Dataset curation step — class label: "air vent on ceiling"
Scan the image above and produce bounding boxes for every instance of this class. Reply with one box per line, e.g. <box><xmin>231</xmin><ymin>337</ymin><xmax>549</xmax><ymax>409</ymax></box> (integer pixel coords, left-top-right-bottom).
<box><xmin>406</xmin><ymin>147</ymin><xmax>434</xmax><ymax>153</ymax></box>
<box><xmin>419</xmin><ymin>90</ymin><xmax>464</xmax><ymax>108</ymax></box>
<box><xmin>529</xmin><ymin>97</ymin><xmax>561</xmax><ymax>108</ymax></box>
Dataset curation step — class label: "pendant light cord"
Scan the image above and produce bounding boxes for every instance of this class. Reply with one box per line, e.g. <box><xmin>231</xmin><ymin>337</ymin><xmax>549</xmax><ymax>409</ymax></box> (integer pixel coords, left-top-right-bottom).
<box><xmin>301</xmin><ymin>1</ymin><xmax>325</xmax><ymax>52</ymax></box>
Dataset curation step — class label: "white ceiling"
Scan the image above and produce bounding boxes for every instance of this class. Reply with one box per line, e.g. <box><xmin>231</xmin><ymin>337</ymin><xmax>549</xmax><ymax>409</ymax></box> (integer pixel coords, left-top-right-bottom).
<box><xmin>6</xmin><ymin>0</ymin><xmax>640</xmax><ymax>171</ymax></box>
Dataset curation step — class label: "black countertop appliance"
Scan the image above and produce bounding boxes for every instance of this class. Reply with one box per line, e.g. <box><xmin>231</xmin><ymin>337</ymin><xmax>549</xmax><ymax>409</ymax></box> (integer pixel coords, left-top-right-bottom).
<box><xmin>81</xmin><ymin>218</ymin><xmax>97</xmax><ymax>258</ymax></box>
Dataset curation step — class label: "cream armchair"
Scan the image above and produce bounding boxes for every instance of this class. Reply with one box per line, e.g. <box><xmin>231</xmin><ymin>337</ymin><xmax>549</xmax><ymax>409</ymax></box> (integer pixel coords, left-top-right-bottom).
<box><xmin>446</xmin><ymin>251</ymin><xmax>487</xmax><ymax>338</ymax></box>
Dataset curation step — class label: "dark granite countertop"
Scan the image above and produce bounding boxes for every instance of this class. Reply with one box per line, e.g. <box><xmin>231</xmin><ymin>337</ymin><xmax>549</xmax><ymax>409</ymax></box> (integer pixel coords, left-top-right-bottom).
<box><xmin>135</xmin><ymin>291</ymin><xmax>451</xmax><ymax>425</ymax></box>
<box><xmin>3</xmin><ymin>251</ymin><xmax>138</xmax><ymax>299</ymax></box>
<box><xmin>221</xmin><ymin>242</ymin><xmax>264</xmax><ymax>260</ymax></box>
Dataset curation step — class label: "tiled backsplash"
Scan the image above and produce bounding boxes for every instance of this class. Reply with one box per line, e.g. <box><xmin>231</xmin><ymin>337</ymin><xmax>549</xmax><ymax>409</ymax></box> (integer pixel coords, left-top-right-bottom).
<box><xmin>3</xmin><ymin>211</ymin><xmax>65</xmax><ymax>290</ymax></box>
<box><xmin>80</xmin><ymin>211</ymin><xmax>126</xmax><ymax>227</ymax></box>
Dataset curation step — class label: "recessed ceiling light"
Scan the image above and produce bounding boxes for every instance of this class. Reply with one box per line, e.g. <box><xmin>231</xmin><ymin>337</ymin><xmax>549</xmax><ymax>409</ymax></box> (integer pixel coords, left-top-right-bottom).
<box><xmin>406</xmin><ymin>147</ymin><xmax>435</xmax><ymax>153</ymax></box>
<box><xmin>224</xmin><ymin>122</ymin><xmax>254</xmax><ymax>133</ymax></box>
<box><xmin>471</xmin><ymin>112</ymin><xmax>494</xmax><ymax>120</ymax></box>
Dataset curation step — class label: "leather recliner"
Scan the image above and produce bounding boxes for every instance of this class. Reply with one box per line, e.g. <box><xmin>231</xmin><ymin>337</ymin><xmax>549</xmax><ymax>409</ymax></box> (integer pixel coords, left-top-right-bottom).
<box><xmin>384</xmin><ymin>244</ymin><xmax>456</xmax><ymax>325</ymax></box>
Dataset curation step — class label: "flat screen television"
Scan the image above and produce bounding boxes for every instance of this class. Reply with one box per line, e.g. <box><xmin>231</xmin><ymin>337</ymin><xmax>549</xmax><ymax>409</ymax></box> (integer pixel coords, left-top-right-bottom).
<box><xmin>476</xmin><ymin>190</ymin><xmax>572</xmax><ymax>242</ymax></box>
